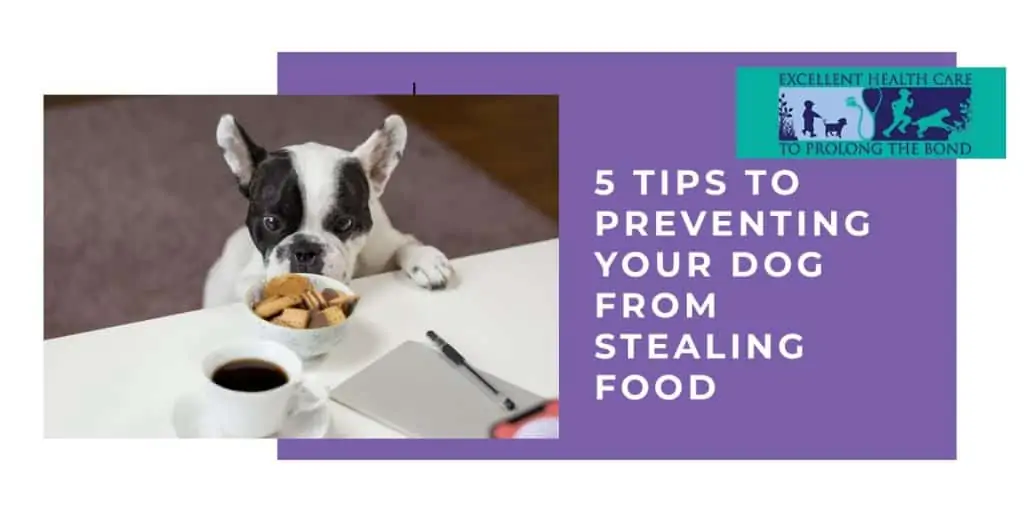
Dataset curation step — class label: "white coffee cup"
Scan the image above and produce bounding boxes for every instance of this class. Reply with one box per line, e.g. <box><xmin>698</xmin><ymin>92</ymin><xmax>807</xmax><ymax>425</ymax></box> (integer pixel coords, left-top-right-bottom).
<box><xmin>201</xmin><ymin>340</ymin><xmax>326</xmax><ymax>438</ymax></box>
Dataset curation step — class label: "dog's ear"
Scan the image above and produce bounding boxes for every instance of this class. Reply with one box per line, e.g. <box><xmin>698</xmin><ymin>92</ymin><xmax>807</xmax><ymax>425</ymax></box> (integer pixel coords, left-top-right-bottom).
<box><xmin>352</xmin><ymin>115</ymin><xmax>407</xmax><ymax>196</ymax></box>
<box><xmin>216</xmin><ymin>114</ymin><xmax>267</xmax><ymax>197</ymax></box>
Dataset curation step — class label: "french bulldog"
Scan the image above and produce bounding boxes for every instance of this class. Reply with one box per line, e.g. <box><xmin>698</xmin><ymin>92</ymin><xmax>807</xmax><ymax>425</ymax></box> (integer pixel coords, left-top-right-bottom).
<box><xmin>202</xmin><ymin>113</ymin><xmax>454</xmax><ymax>308</ymax></box>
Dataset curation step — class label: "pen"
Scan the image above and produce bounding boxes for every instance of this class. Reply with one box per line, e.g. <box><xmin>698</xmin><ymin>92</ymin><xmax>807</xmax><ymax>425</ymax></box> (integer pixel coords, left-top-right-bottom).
<box><xmin>426</xmin><ymin>330</ymin><xmax>517</xmax><ymax>412</ymax></box>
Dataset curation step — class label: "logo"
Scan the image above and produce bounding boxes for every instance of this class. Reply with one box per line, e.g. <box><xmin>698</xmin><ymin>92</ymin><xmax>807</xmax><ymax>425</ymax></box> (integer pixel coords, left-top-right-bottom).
<box><xmin>736</xmin><ymin>67</ymin><xmax>1006</xmax><ymax>159</ymax></box>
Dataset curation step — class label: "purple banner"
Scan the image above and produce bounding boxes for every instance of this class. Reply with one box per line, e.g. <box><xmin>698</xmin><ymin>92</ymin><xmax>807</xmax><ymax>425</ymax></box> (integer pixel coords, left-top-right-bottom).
<box><xmin>276</xmin><ymin>53</ymin><xmax>956</xmax><ymax>459</ymax></box>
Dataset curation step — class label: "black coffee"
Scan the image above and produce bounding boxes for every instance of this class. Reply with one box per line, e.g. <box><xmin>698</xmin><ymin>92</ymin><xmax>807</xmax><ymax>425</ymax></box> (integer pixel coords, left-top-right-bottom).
<box><xmin>211</xmin><ymin>359</ymin><xmax>289</xmax><ymax>392</ymax></box>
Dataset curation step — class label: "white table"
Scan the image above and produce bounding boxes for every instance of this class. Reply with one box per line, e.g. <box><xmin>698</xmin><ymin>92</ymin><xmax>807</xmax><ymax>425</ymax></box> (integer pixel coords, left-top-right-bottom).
<box><xmin>44</xmin><ymin>239</ymin><xmax>559</xmax><ymax>438</ymax></box>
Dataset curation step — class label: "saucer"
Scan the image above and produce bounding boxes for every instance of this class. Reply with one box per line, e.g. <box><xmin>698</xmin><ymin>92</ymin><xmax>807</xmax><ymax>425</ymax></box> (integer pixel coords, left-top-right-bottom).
<box><xmin>172</xmin><ymin>382</ymin><xmax>331</xmax><ymax>439</ymax></box>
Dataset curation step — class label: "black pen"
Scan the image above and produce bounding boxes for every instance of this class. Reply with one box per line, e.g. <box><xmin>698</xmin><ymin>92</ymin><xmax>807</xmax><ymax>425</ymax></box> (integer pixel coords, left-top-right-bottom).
<box><xmin>426</xmin><ymin>330</ymin><xmax>517</xmax><ymax>412</ymax></box>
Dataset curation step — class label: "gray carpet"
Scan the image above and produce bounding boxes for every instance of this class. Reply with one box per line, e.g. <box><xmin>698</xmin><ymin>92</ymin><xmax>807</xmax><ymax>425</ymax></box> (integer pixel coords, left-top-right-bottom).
<box><xmin>44</xmin><ymin>95</ymin><xmax>557</xmax><ymax>340</ymax></box>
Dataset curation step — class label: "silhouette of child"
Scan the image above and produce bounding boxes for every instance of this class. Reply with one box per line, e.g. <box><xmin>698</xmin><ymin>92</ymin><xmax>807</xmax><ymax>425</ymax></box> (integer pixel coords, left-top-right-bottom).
<box><xmin>882</xmin><ymin>89</ymin><xmax>915</xmax><ymax>137</ymax></box>
<box><xmin>801</xmin><ymin>100</ymin><xmax>822</xmax><ymax>137</ymax></box>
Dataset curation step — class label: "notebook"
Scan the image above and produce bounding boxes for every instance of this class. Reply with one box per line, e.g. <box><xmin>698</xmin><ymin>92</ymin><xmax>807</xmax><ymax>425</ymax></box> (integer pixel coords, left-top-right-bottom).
<box><xmin>329</xmin><ymin>340</ymin><xmax>545</xmax><ymax>438</ymax></box>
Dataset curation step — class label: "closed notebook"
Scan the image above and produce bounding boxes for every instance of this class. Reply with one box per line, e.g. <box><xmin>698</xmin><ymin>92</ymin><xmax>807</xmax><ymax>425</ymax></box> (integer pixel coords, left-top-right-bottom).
<box><xmin>329</xmin><ymin>340</ymin><xmax>545</xmax><ymax>438</ymax></box>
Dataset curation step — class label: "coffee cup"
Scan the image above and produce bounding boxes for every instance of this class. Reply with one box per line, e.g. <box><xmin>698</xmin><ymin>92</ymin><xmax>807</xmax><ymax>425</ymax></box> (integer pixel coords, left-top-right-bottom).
<box><xmin>201</xmin><ymin>340</ymin><xmax>326</xmax><ymax>438</ymax></box>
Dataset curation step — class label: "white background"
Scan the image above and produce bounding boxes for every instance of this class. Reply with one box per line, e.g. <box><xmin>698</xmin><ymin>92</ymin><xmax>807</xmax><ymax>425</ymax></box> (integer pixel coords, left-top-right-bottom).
<box><xmin>6</xmin><ymin>0</ymin><xmax>1020</xmax><ymax>510</ymax></box>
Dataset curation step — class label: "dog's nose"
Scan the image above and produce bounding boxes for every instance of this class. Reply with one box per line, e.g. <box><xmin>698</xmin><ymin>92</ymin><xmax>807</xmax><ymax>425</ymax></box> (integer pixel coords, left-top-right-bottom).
<box><xmin>290</xmin><ymin>242</ymin><xmax>323</xmax><ymax>265</ymax></box>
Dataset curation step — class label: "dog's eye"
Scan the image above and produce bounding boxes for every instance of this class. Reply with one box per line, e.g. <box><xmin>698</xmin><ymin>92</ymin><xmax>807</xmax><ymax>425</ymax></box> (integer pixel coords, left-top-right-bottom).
<box><xmin>335</xmin><ymin>217</ymin><xmax>354</xmax><ymax>232</ymax></box>
<box><xmin>262</xmin><ymin>215</ymin><xmax>282</xmax><ymax>232</ymax></box>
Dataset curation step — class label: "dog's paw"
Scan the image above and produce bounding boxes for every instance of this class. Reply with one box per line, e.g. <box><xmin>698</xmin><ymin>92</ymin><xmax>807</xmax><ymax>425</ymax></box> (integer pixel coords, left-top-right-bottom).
<box><xmin>401</xmin><ymin>245</ymin><xmax>454</xmax><ymax>290</ymax></box>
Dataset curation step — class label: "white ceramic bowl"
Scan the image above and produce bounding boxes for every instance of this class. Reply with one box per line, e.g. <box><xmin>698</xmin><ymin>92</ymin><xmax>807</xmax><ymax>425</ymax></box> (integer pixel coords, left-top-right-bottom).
<box><xmin>242</xmin><ymin>273</ymin><xmax>359</xmax><ymax>360</ymax></box>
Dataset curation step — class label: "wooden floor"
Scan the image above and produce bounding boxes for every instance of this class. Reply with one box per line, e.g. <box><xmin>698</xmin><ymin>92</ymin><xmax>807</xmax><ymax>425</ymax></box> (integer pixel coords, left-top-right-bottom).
<box><xmin>44</xmin><ymin>95</ymin><xmax>560</xmax><ymax>220</ymax></box>
<box><xmin>378</xmin><ymin>95</ymin><xmax>558</xmax><ymax>220</ymax></box>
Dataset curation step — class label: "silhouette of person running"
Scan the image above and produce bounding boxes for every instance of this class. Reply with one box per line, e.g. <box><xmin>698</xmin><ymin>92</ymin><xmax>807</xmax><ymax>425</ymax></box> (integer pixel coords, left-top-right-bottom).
<box><xmin>801</xmin><ymin>100</ymin><xmax>822</xmax><ymax>137</ymax></box>
<box><xmin>882</xmin><ymin>88</ymin><xmax>915</xmax><ymax>137</ymax></box>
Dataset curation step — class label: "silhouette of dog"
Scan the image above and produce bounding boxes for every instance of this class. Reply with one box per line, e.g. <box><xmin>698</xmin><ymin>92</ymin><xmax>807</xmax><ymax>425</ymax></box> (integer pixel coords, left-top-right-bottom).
<box><xmin>912</xmin><ymin>108</ymin><xmax>955</xmax><ymax>138</ymax></box>
<box><xmin>824</xmin><ymin>118</ymin><xmax>847</xmax><ymax>138</ymax></box>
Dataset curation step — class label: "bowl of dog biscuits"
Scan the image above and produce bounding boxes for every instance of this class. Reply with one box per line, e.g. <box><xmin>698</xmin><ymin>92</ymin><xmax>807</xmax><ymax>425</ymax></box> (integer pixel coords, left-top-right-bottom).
<box><xmin>243</xmin><ymin>273</ymin><xmax>360</xmax><ymax>359</ymax></box>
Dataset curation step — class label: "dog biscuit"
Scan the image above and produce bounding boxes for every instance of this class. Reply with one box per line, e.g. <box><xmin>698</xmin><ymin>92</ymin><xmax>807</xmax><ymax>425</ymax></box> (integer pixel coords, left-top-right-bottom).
<box><xmin>327</xmin><ymin>292</ymin><xmax>357</xmax><ymax>307</ymax></box>
<box><xmin>321</xmin><ymin>288</ymin><xmax>341</xmax><ymax>303</ymax></box>
<box><xmin>251</xmin><ymin>273</ymin><xmax>354</xmax><ymax>329</ymax></box>
<box><xmin>325</xmin><ymin>292</ymin><xmax>359</xmax><ymax>317</ymax></box>
<box><xmin>320</xmin><ymin>305</ymin><xmax>346</xmax><ymax>326</ymax></box>
<box><xmin>300</xmin><ymin>290</ymin><xmax>327</xmax><ymax>310</ymax></box>
<box><xmin>254</xmin><ymin>294</ymin><xmax>302</xmax><ymax>318</ymax></box>
<box><xmin>263</xmin><ymin>274</ymin><xmax>311</xmax><ymax>298</ymax></box>
<box><xmin>308</xmin><ymin>309</ymin><xmax>330</xmax><ymax>329</ymax></box>
<box><xmin>276</xmin><ymin>308</ymin><xmax>310</xmax><ymax>329</ymax></box>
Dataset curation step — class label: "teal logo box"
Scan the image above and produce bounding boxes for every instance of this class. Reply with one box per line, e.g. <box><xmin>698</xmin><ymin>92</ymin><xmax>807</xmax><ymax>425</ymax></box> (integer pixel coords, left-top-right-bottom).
<box><xmin>736</xmin><ymin>67</ymin><xmax>1006</xmax><ymax>159</ymax></box>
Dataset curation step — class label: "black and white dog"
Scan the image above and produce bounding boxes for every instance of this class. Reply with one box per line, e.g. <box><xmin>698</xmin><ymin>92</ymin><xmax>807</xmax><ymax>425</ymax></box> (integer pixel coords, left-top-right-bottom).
<box><xmin>202</xmin><ymin>113</ymin><xmax>454</xmax><ymax>308</ymax></box>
